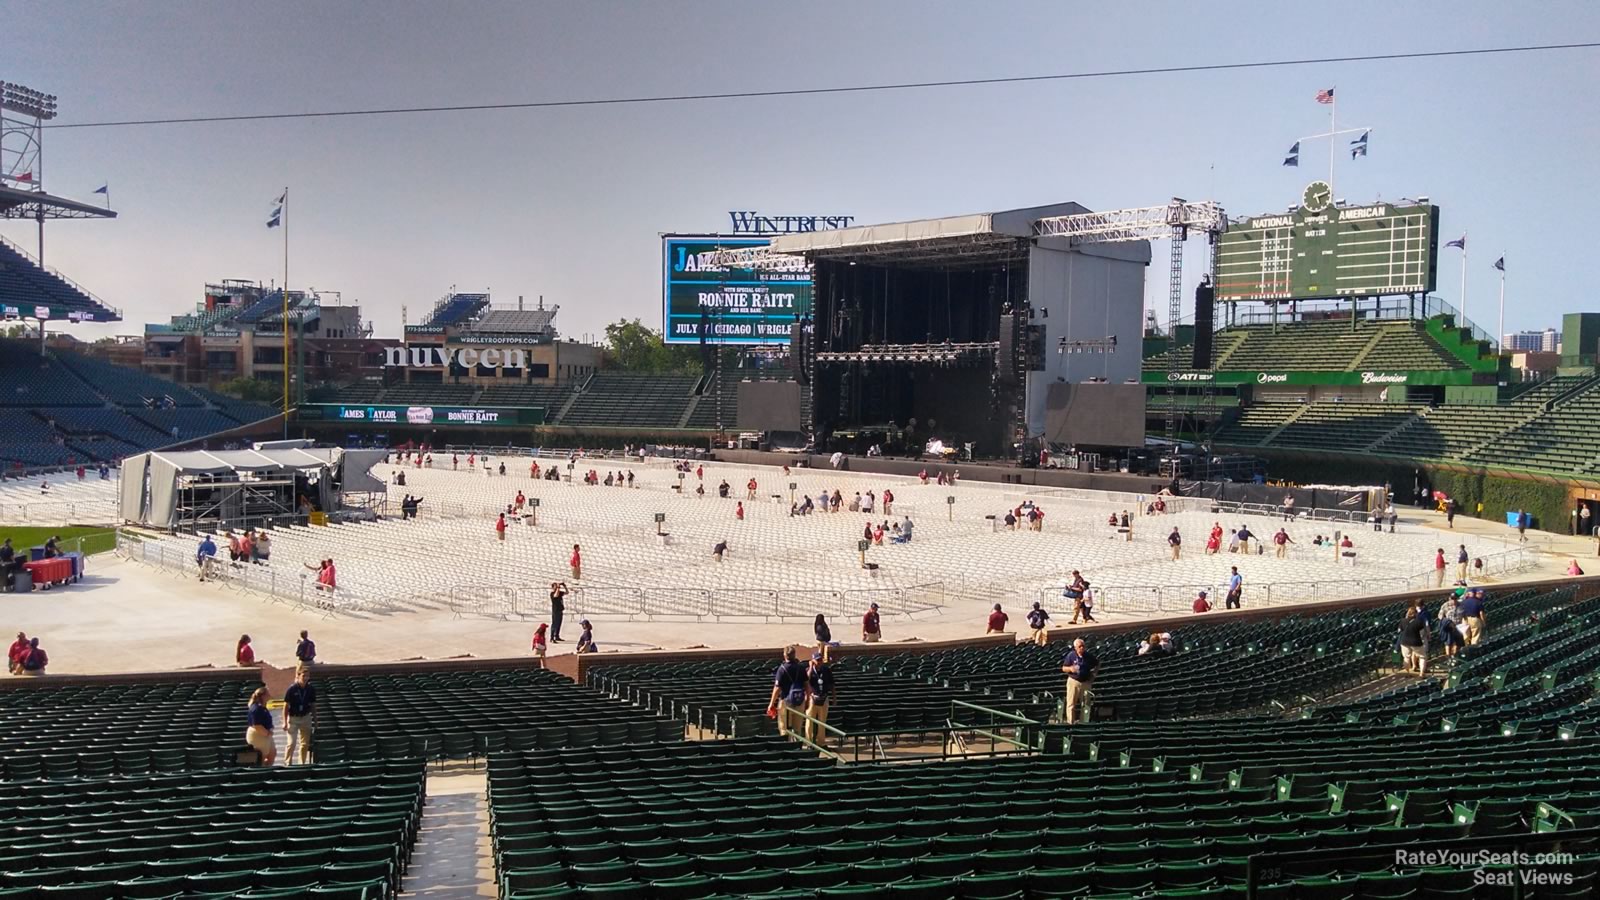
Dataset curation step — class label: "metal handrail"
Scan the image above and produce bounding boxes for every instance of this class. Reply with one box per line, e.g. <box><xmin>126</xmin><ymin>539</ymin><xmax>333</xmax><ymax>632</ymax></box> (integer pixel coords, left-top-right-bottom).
<box><xmin>1043</xmin><ymin>547</ymin><xmax>1538</xmax><ymax>616</ymax></box>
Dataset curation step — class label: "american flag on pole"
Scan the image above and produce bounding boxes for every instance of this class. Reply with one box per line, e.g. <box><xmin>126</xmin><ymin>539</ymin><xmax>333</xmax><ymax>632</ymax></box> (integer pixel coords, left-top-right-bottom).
<box><xmin>1315</xmin><ymin>88</ymin><xmax>1335</xmax><ymax>105</ymax></box>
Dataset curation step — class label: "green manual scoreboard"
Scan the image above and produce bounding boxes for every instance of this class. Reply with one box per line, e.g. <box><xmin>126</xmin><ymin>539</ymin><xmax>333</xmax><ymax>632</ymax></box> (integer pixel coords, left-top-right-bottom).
<box><xmin>1215</xmin><ymin>181</ymin><xmax>1439</xmax><ymax>302</ymax></box>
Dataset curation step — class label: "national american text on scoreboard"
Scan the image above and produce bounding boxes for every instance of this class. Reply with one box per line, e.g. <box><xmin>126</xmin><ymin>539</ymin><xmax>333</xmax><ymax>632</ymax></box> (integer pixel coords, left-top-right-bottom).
<box><xmin>1215</xmin><ymin>202</ymin><xmax>1440</xmax><ymax>301</ymax></box>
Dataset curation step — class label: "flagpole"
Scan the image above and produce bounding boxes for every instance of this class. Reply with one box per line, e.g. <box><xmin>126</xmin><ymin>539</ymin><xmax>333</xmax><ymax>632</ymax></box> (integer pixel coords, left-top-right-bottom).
<box><xmin>1328</xmin><ymin>88</ymin><xmax>1337</xmax><ymax>196</ymax></box>
<box><xmin>282</xmin><ymin>187</ymin><xmax>290</xmax><ymax>436</ymax></box>
<box><xmin>1497</xmin><ymin>263</ymin><xmax>1506</xmax><ymax>353</ymax></box>
<box><xmin>1459</xmin><ymin>235</ymin><xmax>1468</xmax><ymax>323</ymax></box>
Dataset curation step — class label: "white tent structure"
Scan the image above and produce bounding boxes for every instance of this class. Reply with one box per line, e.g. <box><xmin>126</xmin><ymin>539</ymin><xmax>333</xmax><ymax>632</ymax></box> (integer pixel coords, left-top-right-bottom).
<box><xmin>120</xmin><ymin>447</ymin><xmax>386</xmax><ymax>531</ymax></box>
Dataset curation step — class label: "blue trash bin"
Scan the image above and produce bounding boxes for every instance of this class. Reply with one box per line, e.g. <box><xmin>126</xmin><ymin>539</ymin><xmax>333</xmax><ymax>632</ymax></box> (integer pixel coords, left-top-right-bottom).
<box><xmin>63</xmin><ymin>552</ymin><xmax>84</xmax><ymax>581</ymax></box>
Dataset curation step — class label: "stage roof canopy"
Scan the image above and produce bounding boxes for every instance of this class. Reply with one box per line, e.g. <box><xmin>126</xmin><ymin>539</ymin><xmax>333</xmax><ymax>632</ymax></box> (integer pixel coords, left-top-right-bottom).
<box><xmin>768</xmin><ymin>202</ymin><xmax>1091</xmax><ymax>269</ymax></box>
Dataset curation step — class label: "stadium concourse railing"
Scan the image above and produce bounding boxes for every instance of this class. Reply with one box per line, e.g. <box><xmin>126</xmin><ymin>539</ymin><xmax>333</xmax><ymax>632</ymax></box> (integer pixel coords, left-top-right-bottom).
<box><xmin>1067</xmin><ymin>546</ymin><xmax>1540</xmax><ymax>616</ymax></box>
<box><xmin>1209</xmin><ymin>499</ymin><xmax>1373</xmax><ymax>525</ymax></box>
<box><xmin>446</xmin><ymin>581</ymin><xmax>948</xmax><ymax>623</ymax></box>
<box><xmin>112</xmin><ymin>530</ymin><xmax>382</xmax><ymax>617</ymax></box>
<box><xmin>0</xmin><ymin>498</ymin><xmax>119</xmax><ymax>526</ymax></box>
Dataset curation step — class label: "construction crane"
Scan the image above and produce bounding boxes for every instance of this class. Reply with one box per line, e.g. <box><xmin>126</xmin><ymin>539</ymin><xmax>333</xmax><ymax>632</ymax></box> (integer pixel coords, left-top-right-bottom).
<box><xmin>1032</xmin><ymin>199</ymin><xmax>1227</xmax><ymax>445</ymax></box>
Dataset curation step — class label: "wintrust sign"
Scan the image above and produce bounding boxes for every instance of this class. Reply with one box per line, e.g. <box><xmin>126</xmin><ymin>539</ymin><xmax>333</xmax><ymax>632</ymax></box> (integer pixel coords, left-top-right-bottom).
<box><xmin>383</xmin><ymin>346</ymin><xmax>527</xmax><ymax>369</ymax></box>
<box><xmin>728</xmin><ymin>211</ymin><xmax>855</xmax><ymax>235</ymax></box>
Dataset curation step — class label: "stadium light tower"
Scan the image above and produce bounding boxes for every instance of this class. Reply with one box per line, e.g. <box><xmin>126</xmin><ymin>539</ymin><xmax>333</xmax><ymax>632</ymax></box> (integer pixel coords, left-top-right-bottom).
<box><xmin>0</xmin><ymin>80</ymin><xmax>115</xmax><ymax>270</ymax></box>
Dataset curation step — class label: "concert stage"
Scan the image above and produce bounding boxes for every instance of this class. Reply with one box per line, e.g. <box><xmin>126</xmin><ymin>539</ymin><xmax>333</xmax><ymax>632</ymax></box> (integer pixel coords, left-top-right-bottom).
<box><xmin>769</xmin><ymin>203</ymin><xmax>1150</xmax><ymax>458</ymax></box>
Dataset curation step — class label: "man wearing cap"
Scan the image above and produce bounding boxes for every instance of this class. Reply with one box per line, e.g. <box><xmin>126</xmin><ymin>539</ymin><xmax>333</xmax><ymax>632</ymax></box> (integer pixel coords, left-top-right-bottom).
<box><xmin>1167</xmin><ymin>527</ymin><xmax>1182</xmax><ymax>561</ymax></box>
<box><xmin>862</xmin><ymin>603</ymin><xmax>881</xmax><ymax>643</ymax></box>
<box><xmin>1192</xmin><ymin>590</ymin><xmax>1212</xmax><ymax>613</ymax></box>
<box><xmin>1026</xmin><ymin>602</ymin><xmax>1051</xmax><ymax>645</ymax></box>
<box><xmin>1060</xmin><ymin>638</ymin><xmax>1098</xmax><ymax>724</ymax></box>
<box><xmin>1458</xmin><ymin>588</ymin><xmax>1487</xmax><ymax>646</ymax></box>
<box><xmin>804</xmin><ymin>650</ymin><xmax>835</xmax><ymax>744</ymax></box>
<box><xmin>767</xmin><ymin>646</ymin><xmax>808</xmax><ymax>736</ymax></box>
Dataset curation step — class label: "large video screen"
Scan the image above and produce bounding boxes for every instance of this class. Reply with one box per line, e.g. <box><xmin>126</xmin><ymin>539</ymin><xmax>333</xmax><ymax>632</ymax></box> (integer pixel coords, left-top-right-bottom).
<box><xmin>662</xmin><ymin>235</ymin><xmax>812</xmax><ymax>346</ymax></box>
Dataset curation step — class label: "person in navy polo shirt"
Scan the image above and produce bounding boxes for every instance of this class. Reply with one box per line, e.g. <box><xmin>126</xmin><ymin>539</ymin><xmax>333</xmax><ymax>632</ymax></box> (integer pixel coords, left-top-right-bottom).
<box><xmin>283</xmin><ymin>668</ymin><xmax>316</xmax><ymax>765</ymax></box>
<box><xmin>767</xmin><ymin>646</ymin><xmax>809</xmax><ymax>736</ymax></box>
<box><xmin>1060</xmin><ymin>638</ymin><xmax>1098</xmax><ymax>724</ymax></box>
<box><xmin>1459</xmin><ymin>589</ymin><xmax>1488</xmax><ymax>645</ymax></box>
<box><xmin>804</xmin><ymin>651</ymin><xmax>835</xmax><ymax>744</ymax></box>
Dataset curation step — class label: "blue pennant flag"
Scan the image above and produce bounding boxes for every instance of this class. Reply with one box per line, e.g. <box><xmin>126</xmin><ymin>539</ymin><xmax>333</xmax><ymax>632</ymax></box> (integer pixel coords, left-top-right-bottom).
<box><xmin>1493</xmin><ymin>256</ymin><xmax>1505</xmax><ymax>272</ymax></box>
<box><xmin>267</xmin><ymin>208</ymin><xmax>281</xmax><ymax>229</ymax></box>
<box><xmin>1282</xmin><ymin>141</ymin><xmax>1300</xmax><ymax>167</ymax></box>
<box><xmin>92</xmin><ymin>184</ymin><xmax>108</xmax><ymax>195</ymax></box>
<box><xmin>1445</xmin><ymin>235</ymin><xmax>1466</xmax><ymax>250</ymax></box>
<box><xmin>1349</xmin><ymin>130</ymin><xmax>1369</xmax><ymax>159</ymax></box>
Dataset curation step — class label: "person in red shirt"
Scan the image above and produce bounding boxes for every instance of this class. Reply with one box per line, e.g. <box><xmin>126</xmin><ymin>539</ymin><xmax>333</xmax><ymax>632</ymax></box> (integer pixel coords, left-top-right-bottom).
<box><xmin>696</xmin><ymin>465</ymin><xmax>703</xmax><ymax>481</ymax></box>
<box><xmin>531</xmin><ymin>624</ymin><xmax>548</xmax><ymax>662</ymax></box>
<box><xmin>496</xmin><ymin>513</ymin><xmax>508</xmax><ymax>541</ymax></box>
<box><xmin>883</xmin><ymin>489</ymin><xmax>894</xmax><ymax>516</ymax></box>
<box><xmin>747</xmin><ymin>478</ymin><xmax>758</xmax><ymax>500</ymax></box>
<box><xmin>8</xmin><ymin>632</ymin><xmax>28</xmax><ymax>675</ymax></box>
<box><xmin>570</xmin><ymin>544</ymin><xmax>582</xmax><ymax>580</ymax></box>
<box><xmin>1434</xmin><ymin>548</ymin><xmax>1446</xmax><ymax>588</ymax></box>
<box><xmin>735</xmin><ymin>502</ymin><xmax>745</xmax><ymax>521</ymax></box>
<box><xmin>236</xmin><ymin>634</ymin><xmax>258</xmax><ymax>666</ymax></box>
<box><xmin>1192</xmin><ymin>591</ymin><xmax>1212</xmax><ymax>614</ymax></box>
<box><xmin>986</xmin><ymin>604</ymin><xmax>1009</xmax><ymax>635</ymax></box>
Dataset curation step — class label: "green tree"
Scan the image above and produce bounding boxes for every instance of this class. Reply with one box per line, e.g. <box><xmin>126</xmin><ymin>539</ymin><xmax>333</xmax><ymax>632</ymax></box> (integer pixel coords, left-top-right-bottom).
<box><xmin>217</xmin><ymin>376</ymin><xmax>282</xmax><ymax>404</ymax></box>
<box><xmin>602</xmin><ymin>318</ymin><xmax>701</xmax><ymax>374</ymax></box>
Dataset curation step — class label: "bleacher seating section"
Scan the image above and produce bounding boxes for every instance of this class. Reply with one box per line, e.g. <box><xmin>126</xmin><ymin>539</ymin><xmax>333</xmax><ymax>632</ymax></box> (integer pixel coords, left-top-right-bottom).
<box><xmin>321</xmin><ymin>373</ymin><xmax>811</xmax><ymax>433</ymax></box>
<box><xmin>0</xmin><ymin>238</ymin><xmax>119</xmax><ymax>322</ymax></box>
<box><xmin>1143</xmin><ymin>320</ymin><xmax>1470</xmax><ymax>375</ymax></box>
<box><xmin>477</xmin><ymin>384</ymin><xmax>574</xmax><ymax>410</ymax></box>
<box><xmin>421</xmin><ymin>293</ymin><xmax>490</xmax><ymax>327</ymax></box>
<box><xmin>382</xmin><ymin>382</ymin><xmax>479</xmax><ymax>404</ymax></box>
<box><xmin>491</xmin><ymin>585</ymin><xmax>1600</xmax><ymax>899</ymax></box>
<box><xmin>560</xmin><ymin>374</ymin><xmax>700</xmax><ymax>428</ymax></box>
<box><xmin>310</xmin><ymin>667</ymin><xmax>683</xmax><ymax>763</ymax></box>
<box><xmin>464</xmin><ymin>309</ymin><xmax>556</xmax><ymax>334</ymax></box>
<box><xmin>0</xmin><ymin>339</ymin><xmax>279</xmax><ymax>467</ymax></box>
<box><xmin>1214</xmin><ymin>375</ymin><xmax>1600</xmax><ymax>476</ymax></box>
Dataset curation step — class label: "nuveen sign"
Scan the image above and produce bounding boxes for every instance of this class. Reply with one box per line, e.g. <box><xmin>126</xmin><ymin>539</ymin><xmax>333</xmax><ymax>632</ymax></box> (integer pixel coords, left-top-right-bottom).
<box><xmin>384</xmin><ymin>346</ymin><xmax>529</xmax><ymax>369</ymax></box>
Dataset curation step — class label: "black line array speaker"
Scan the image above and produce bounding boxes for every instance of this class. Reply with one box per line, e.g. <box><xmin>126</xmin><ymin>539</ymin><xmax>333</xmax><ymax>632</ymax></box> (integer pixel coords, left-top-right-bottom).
<box><xmin>790</xmin><ymin>320</ymin><xmax>811</xmax><ymax>384</ymax></box>
<box><xmin>1192</xmin><ymin>283</ymin><xmax>1215</xmax><ymax>370</ymax></box>
<box><xmin>997</xmin><ymin>314</ymin><xmax>1020</xmax><ymax>382</ymax></box>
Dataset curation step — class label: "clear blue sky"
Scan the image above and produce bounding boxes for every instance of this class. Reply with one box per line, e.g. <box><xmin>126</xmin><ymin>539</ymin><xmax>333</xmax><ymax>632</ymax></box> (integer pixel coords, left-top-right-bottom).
<box><xmin>4</xmin><ymin>1</ymin><xmax>1597</xmax><ymax>342</ymax></box>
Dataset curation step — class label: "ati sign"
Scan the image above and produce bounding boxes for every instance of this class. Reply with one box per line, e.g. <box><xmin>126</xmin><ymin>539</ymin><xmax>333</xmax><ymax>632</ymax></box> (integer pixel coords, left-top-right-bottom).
<box><xmin>727</xmin><ymin>211</ymin><xmax>855</xmax><ymax>235</ymax></box>
<box><xmin>385</xmin><ymin>346</ymin><xmax>528</xmax><ymax>369</ymax></box>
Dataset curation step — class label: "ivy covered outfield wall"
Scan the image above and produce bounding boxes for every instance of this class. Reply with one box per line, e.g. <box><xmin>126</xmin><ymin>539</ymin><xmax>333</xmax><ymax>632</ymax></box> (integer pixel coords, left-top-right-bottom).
<box><xmin>1256</xmin><ymin>453</ymin><xmax>1574</xmax><ymax>531</ymax></box>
